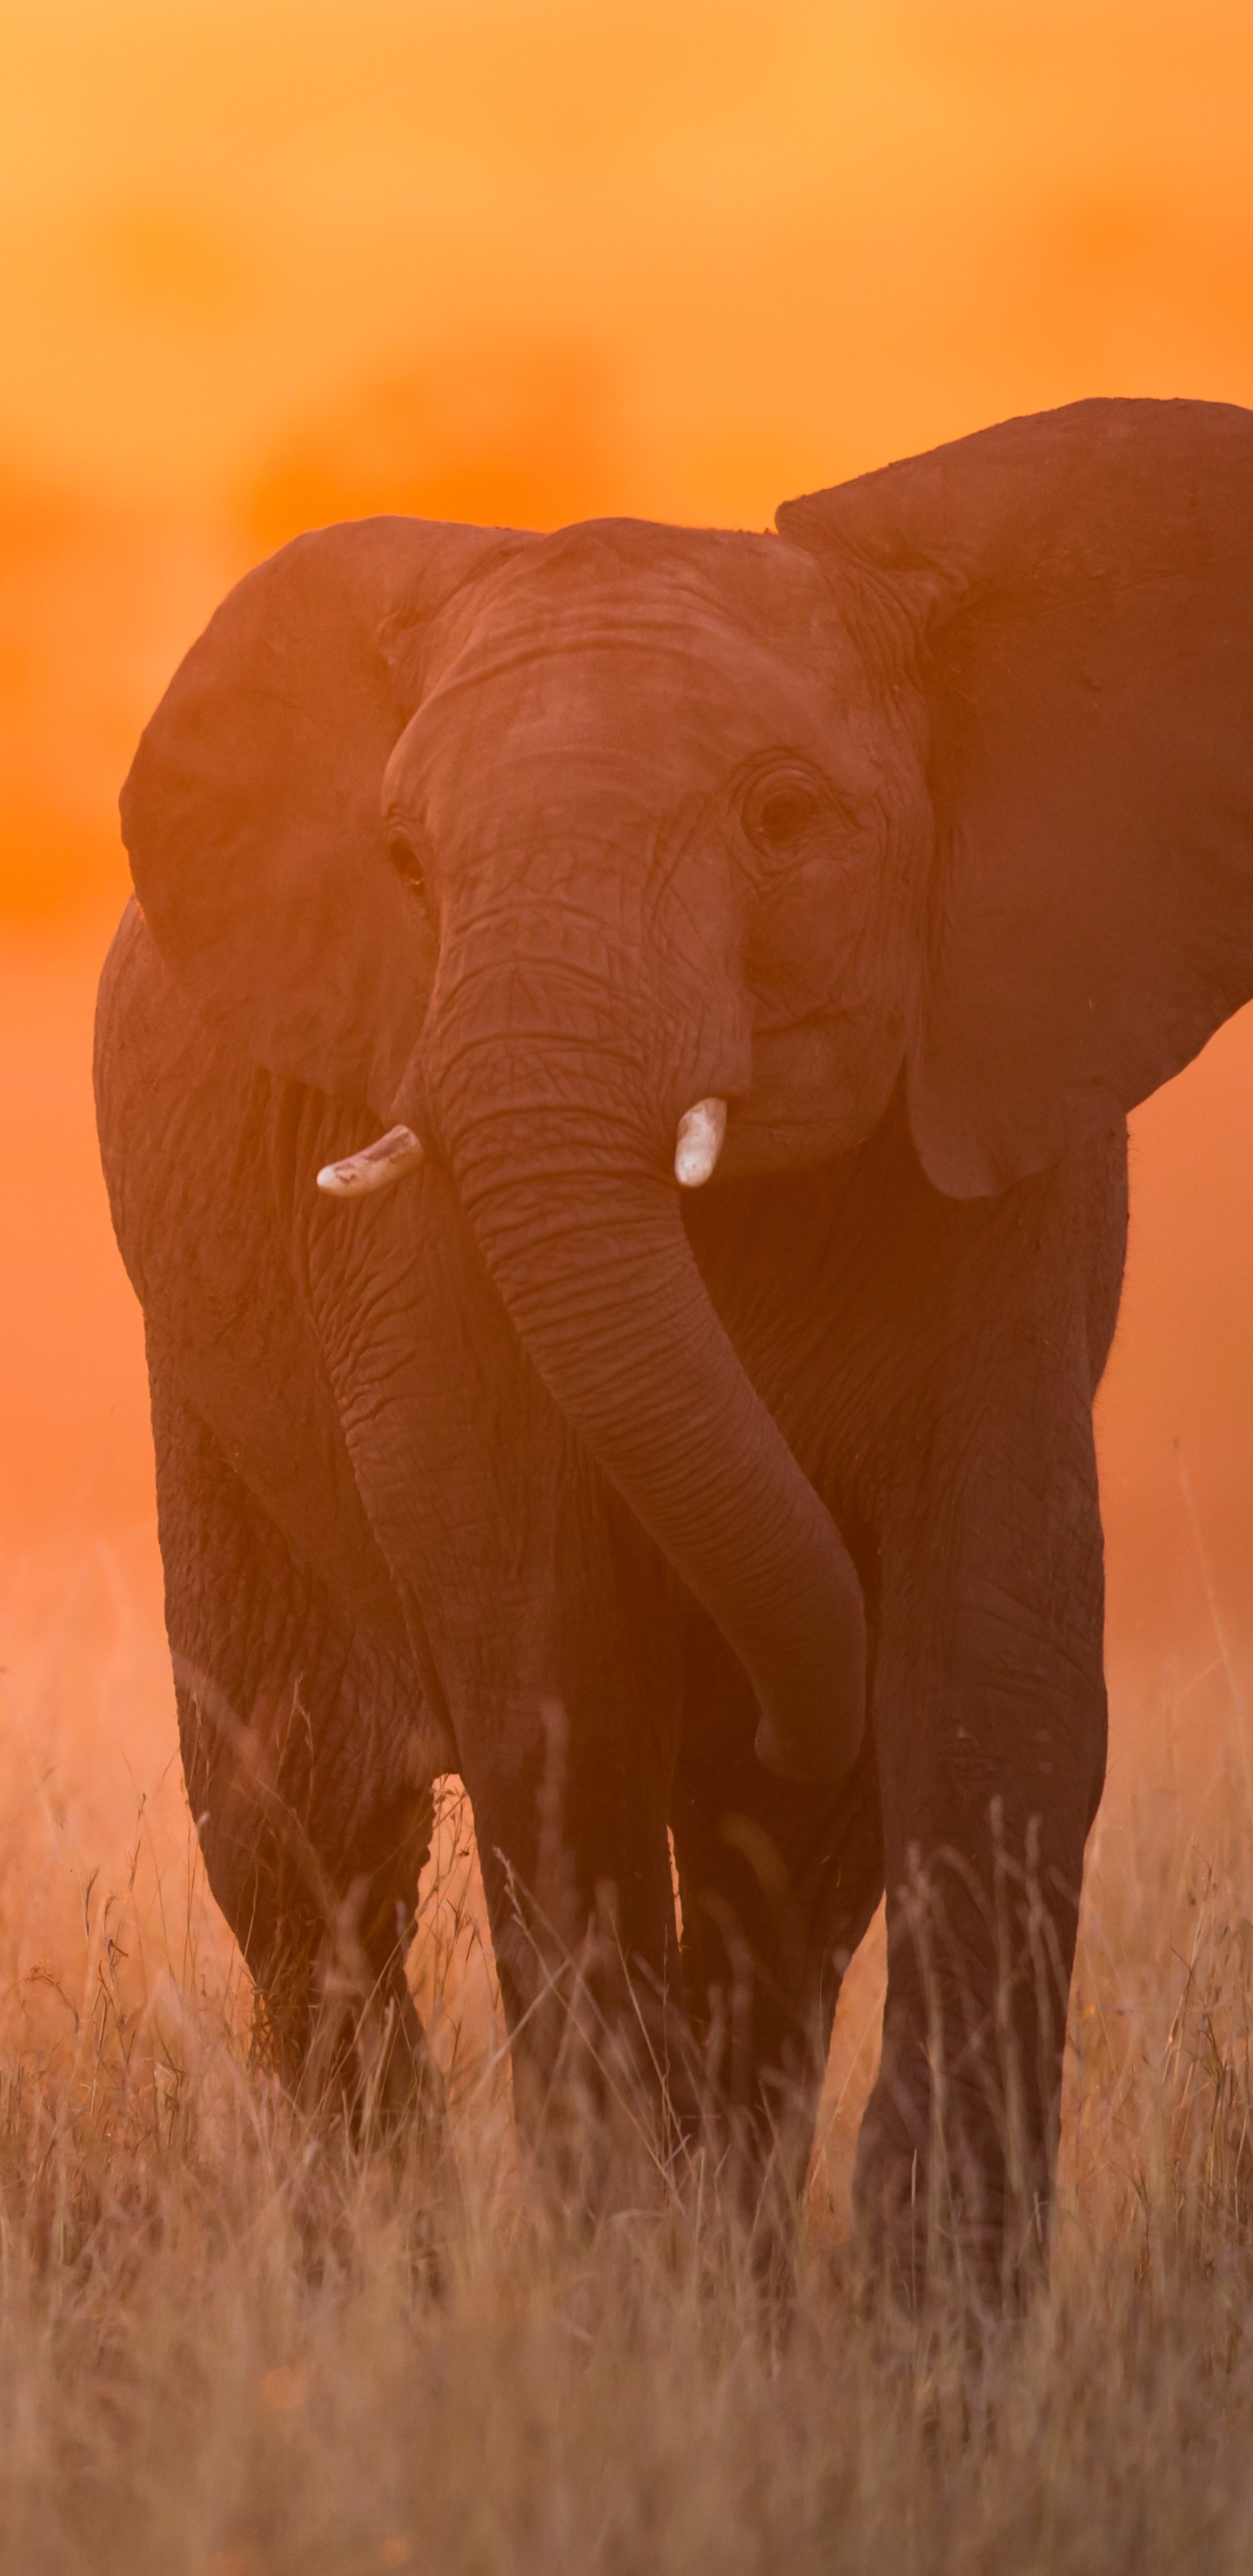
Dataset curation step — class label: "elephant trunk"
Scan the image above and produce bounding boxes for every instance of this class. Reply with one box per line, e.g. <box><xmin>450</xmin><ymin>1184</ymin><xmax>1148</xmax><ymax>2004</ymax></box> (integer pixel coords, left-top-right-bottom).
<box><xmin>427</xmin><ymin>962</ymin><xmax>866</xmax><ymax>1785</ymax></box>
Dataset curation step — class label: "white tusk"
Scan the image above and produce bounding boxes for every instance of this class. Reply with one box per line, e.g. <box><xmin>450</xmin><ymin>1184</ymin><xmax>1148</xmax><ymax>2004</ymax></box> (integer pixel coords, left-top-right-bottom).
<box><xmin>673</xmin><ymin>1097</ymin><xmax>727</xmax><ymax>1189</ymax></box>
<box><xmin>316</xmin><ymin>1124</ymin><xmax>425</xmax><ymax>1199</ymax></box>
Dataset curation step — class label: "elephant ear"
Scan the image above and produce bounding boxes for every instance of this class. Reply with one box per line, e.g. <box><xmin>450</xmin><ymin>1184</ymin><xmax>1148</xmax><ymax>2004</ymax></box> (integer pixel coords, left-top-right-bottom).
<box><xmin>777</xmin><ymin>398</ymin><xmax>1253</xmax><ymax>1196</ymax></box>
<box><xmin>120</xmin><ymin>516</ymin><xmax>530</xmax><ymax>1110</ymax></box>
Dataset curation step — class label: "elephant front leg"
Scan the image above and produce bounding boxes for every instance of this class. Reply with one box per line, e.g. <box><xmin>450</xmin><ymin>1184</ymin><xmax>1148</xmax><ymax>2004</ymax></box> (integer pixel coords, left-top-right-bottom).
<box><xmin>672</xmin><ymin>1606</ymin><xmax>884</xmax><ymax>2230</ymax></box>
<box><xmin>454</xmin><ymin>1504</ymin><xmax>694</xmax><ymax>2210</ymax></box>
<box><xmin>857</xmin><ymin>1368</ymin><xmax>1108</xmax><ymax>2307</ymax></box>
<box><xmin>150</xmin><ymin>1345</ymin><xmax>444</xmax><ymax>2137</ymax></box>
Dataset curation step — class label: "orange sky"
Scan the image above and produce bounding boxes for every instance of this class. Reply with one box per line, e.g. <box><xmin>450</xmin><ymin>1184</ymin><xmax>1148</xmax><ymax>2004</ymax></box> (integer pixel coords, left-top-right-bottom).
<box><xmin>4</xmin><ymin>1</ymin><xmax>1252</xmax><ymax>517</ymax></box>
<box><xmin>4</xmin><ymin>0</ymin><xmax>1253</xmax><ymax>915</ymax></box>
<box><xmin>3</xmin><ymin>0</ymin><xmax>1253</xmax><ymax>1800</ymax></box>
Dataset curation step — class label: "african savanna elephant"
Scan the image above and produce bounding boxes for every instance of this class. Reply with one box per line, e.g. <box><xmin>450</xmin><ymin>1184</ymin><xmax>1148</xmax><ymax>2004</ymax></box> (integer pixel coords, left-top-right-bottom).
<box><xmin>96</xmin><ymin>398</ymin><xmax>1253</xmax><ymax>2293</ymax></box>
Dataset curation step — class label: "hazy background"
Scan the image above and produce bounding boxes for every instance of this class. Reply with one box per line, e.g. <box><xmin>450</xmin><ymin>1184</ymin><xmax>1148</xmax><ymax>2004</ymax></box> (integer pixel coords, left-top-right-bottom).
<box><xmin>3</xmin><ymin>0</ymin><xmax>1253</xmax><ymax>1903</ymax></box>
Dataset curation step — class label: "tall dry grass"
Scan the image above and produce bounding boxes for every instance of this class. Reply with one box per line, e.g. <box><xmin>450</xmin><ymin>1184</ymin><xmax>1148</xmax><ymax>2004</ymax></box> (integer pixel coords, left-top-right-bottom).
<box><xmin>3</xmin><ymin>1545</ymin><xmax>1253</xmax><ymax>2575</ymax></box>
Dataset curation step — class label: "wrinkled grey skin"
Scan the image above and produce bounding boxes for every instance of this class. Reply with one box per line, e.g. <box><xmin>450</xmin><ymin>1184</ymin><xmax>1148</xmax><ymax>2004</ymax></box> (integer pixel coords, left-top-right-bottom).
<box><xmin>96</xmin><ymin>399</ymin><xmax>1253</xmax><ymax>2287</ymax></box>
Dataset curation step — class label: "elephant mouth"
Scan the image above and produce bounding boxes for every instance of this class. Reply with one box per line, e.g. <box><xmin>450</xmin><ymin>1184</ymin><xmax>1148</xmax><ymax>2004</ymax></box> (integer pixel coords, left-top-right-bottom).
<box><xmin>716</xmin><ymin>1009</ymin><xmax>906</xmax><ymax>1177</ymax></box>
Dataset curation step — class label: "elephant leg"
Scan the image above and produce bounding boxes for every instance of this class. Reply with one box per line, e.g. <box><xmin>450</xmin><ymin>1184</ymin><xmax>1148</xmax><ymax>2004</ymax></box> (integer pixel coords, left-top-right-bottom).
<box><xmin>459</xmin><ymin>1697</ymin><xmax>690</xmax><ymax>2195</ymax></box>
<box><xmin>671</xmin><ymin>1607</ymin><xmax>884</xmax><ymax>2220</ymax></box>
<box><xmin>148</xmin><ymin>1340</ymin><xmax>441</xmax><ymax>2133</ymax></box>
<box><xmin>855</xmin><ymin>1333</ymin><xmax>1108</xmax><ymax>2306</ymax></box>
<box><xmin>449</xmin><ymin>1490</ymin><xmax>693</xmax><ymax>2201</ymax></box>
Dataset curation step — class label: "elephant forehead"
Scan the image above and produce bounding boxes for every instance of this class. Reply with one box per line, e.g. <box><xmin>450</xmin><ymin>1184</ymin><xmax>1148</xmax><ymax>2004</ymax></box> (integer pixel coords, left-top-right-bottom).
<box><xmin>401</xmin><ymin>530</ymin><xmax>870</xmax><ymax>802</ymax></box>
<box><xmin>441</xmin><ymin>518</ymin><xmax>850</xmax><ymax>672</ymax></box>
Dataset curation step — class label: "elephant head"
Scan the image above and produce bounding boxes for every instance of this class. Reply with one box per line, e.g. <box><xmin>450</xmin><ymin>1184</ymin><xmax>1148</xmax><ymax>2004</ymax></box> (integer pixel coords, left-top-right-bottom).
<box><xmin>121</xmin><ymin>399</ymin><xmax>1253</xmax><ymax>1786</ymax></box>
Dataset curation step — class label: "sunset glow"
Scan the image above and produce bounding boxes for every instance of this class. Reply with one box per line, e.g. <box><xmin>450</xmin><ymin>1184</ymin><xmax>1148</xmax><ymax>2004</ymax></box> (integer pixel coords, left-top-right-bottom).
<box><xmin>4</xmin><ymin>0</ymin><xmax>1253</xmax><ymax>915</ymax></box>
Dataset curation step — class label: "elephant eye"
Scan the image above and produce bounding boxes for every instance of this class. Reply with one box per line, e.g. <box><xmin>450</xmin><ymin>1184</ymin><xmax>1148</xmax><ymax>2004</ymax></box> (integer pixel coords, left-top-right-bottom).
<box><xmin>744</xmin><ymin>775</ymin><xmax>822</xmax><ymax>854</ymax></box>
<box><xmin>387</xmin><ymin>827</ymin><xmax>431</xmax><ymax>906</ymax></box>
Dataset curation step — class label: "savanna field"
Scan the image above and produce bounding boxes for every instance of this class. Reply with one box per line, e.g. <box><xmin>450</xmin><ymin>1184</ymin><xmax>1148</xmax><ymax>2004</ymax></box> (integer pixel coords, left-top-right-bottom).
<box><xmin>6</xmin><ymin>1472</ymin><xmax>1253</xmax><ymax>2576</ymax></box>
<box><xmin>6</xmin><ymin>5</ymin><xmax>1253</xmax><ymax>2568</ymax></box>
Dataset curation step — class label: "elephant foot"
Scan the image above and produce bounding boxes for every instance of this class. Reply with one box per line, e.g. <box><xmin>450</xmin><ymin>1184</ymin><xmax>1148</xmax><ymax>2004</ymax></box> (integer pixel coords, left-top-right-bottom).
<box><xmin>852</xmin><ymin>2045</ymin><xmax>1051</xmax><ymax>2317</ymax></box>
<box><xmin>297</xmin><ymin>1923</ymin><xmax>446</xmax><ymax>2151</ymax></box>
<box><xmin>247</xmin><ymin>1883</ymin><xmax>446</xmax><ymax>2161</ymax></box>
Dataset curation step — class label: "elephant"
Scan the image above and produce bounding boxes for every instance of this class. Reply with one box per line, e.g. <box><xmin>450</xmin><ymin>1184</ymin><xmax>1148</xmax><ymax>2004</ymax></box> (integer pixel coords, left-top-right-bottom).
<box><xmin>95</xmin><ymin>396</ymin><xmax>1253</xmax><ymax>2293</ymax></box>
